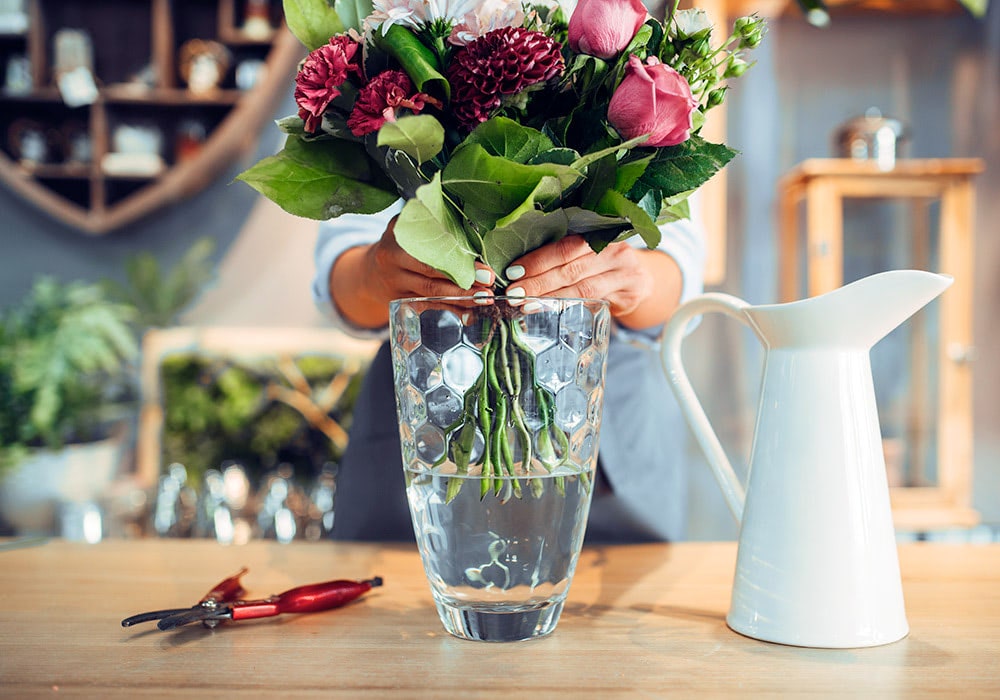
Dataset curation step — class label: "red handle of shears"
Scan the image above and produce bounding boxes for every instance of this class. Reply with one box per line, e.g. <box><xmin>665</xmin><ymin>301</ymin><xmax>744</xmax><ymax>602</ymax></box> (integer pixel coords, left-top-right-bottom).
<box><xmin>229</xmin><ymin>577</ymin><xmax>383</xmax><ymax>621</ymax></box>
<box><xmin>201</xmin><ymin>568</ymin><xmax>249</xmax><ymax>603</ymax></box>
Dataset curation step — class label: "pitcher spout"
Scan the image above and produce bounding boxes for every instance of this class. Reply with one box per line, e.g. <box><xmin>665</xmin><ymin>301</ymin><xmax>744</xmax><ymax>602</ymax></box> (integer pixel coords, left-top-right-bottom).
<box><xmin>746</xmin><ymin>270</ymin><xmax>953</xmax><ymax>349</ymax></box>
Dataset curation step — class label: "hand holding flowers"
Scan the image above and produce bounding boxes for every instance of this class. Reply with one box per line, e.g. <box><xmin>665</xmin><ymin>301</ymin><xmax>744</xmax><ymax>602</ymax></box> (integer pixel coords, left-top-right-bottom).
<box><xmin>238</xmin><ymin>0</ymin><xmax>765</xmax><ymax>496</ymax></box>
<box><xmin>240</xmin><ymin>0</ymin><xmax>765</xmax><ymax>291</ymax></box>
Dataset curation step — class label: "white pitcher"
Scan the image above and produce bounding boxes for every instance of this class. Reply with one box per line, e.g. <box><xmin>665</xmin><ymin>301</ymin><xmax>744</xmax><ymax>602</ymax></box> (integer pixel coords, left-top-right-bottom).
<box><xmin>660</xmin><ymin>270</ymin><xmax>953</xmax><ymax>648</ymax></box>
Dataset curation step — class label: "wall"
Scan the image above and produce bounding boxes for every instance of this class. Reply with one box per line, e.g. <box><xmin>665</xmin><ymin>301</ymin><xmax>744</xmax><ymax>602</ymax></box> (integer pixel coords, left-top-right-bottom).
<box><xmin>684</xmin><ymin>3</ymin><xmax>998</xmax><ymax>538</ymax></box>
<box><xmin>1</xmin><ymin>6</ymin><xmax>996</xmax><ymax>539</ymax></box>
<box><xmin>0</xmin><ymin>91</ymin><xmax>295</xmax><ymax>304</ymax></box>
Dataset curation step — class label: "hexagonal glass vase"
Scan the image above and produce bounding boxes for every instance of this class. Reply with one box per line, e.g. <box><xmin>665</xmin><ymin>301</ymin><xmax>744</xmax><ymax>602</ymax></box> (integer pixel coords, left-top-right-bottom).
<box><xmin>389</xmin><ymin>296</ymin><xmax>611</xmax><ymax>642</ymax></box>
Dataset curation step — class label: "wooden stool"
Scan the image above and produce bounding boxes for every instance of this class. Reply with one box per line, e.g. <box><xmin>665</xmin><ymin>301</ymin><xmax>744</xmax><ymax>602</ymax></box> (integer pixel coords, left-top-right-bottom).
<box><xmin>777</xmin><ymin>158</ymin><xmax>984</xmax><ymax>531</ymax></box>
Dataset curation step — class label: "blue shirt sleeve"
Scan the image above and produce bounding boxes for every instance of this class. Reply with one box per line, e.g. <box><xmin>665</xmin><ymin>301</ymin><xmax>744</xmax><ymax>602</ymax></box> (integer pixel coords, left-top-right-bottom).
<box><xmin>311</xmin><ymin>200</ymin><xmax>403</xmax><ymax>340</ymax></box>
<box><xmin>312</xmin><ymin>197</ymin><xmax>707</xmax><ymax>341</ymax></box>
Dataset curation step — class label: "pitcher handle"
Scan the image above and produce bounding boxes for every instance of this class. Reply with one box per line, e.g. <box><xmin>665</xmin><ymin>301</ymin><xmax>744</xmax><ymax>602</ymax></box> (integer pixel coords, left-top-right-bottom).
<box><xmin>659</xmin><ymin>294</ymin><xmax>753</xmax><ymax>522</ymax></box>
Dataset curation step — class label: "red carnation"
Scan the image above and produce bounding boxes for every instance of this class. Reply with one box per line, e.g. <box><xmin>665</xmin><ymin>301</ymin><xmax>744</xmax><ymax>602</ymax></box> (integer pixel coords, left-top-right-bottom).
<box><xmin>294</xmin><ymin>35</ymin><xmax>362</xmax><ymax>133</ymax></box>
<box><xmin>347</xmin><ymin>70</ymin><xmax>443</xmax><ymax>137</ymax></box>
<box><xmin>447</xmin><ymin>27</ymin><xmax>564</xmax><ymax>131</ymax></box>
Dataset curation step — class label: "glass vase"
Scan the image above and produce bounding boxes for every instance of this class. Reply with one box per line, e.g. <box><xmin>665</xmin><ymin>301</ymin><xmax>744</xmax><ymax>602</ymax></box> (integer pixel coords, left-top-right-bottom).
<box><xmin>389</xmin><ymin>296</ymin><xmax>611</xmax><ymax>642</ymax></box>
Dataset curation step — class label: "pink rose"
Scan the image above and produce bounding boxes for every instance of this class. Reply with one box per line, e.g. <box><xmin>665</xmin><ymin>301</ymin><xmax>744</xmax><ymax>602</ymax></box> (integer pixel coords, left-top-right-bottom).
<box><xmin>607</xmin><ymin>55</ymin><xmax>698</xmax><ymax>147</ymax></box>
<box><xmin>294</xmin><ymin>35</ymin><xmax>362</xmax><ymax>133</ymax></box>
<box><xmin>568</xmin><ymin>0</ymin><xmax>648</xmax><ymax>59</ymax></box>
<box><xmin>347</xmin><ymin>70</ymin><xmax>442</xmax><ymax>137</ymax></box>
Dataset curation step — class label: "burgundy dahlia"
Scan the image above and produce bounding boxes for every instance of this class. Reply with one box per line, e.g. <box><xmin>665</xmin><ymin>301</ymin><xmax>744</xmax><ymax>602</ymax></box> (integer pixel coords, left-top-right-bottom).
<box><xmin>447</xmin><ymin>26</ymin><xmax>565</xmax><ymax>131</ymax></box>
<box><xmin>347</xmin><ymin>70</ymin><xmax>443</xmax><ymax>137</ymax></box>
<box><xmin>294</xmin><ymin>35</ymin><xmax>362</xmax><ymax>133</ymax></box>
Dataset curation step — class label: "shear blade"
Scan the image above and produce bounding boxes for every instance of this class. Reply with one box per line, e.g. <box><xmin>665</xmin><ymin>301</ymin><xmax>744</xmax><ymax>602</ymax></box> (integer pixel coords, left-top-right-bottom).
<box><xmin>121</xmin><ymin>609</ymin><xmax>192</xmax><ymax>627</ymax></box>
<box><xmin>157</xmin><ymin>607</ymin><xmax>228</xmax><ymax>631</ymax></box>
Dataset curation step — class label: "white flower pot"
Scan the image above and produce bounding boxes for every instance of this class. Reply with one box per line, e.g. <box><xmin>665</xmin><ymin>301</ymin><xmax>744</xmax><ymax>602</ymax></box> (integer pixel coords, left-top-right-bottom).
<box><xmin>0</xmin><ymin>427</ymin><xmax>127</xmax><ymax>535</ymax></box>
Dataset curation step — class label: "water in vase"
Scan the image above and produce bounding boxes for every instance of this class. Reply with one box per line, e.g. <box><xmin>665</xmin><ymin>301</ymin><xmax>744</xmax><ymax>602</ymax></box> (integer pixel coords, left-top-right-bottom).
<box><xmin>405</xmin><ymin>465</ymin><xmax>593</xmax><ymax>642</ymax></box>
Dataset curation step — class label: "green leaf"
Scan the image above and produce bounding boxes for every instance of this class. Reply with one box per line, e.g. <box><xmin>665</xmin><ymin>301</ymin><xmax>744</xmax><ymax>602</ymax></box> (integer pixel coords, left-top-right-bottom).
<box><xmin>283</xmin><ymin>0</ymin><xmax>345</xmax><ymax>50</ymax></box>
<box><xmin>658</xmin><ymin>193</ymin><xmax>692</xmax><ymax>224</ymax></box>
<box><xmin>571</xmin><ymin>133</ymin><xmax>649</xmax><ymax>172</ymax></box>
<box><xmin>528</xmin><ymin>148</ymin><xmax>579</xmax><ymax>167</ymax></box>
<box><xmin>374</xmin><ymin>24</ymin><xmax>450</xmax><ymax>100</ymax></box>
<box><xmin>483</xmin><ymin>209</ymin><xmax>571</xmax><ymax>280</ymax></box>
<box><xmin>622</xmin><ymin>22</ymin><xmax>654</xmax><ymax>57</ymax></box>
<box><xmin>379</xmin><ymin>147</ymin><xmax>428</xmax><ymax>200</ymax></box>
<box><xmin>636</xmin><ymin>189</ymin><xmax>662</xmax><ymax>222</ymax></box>
<box><xmin>494</xmin><ymin>176</ymin><xmax>563</xmax><ymax>228</ymax></box>
<box><xmin>578</xmin><ymin>154</ymin><xmax>617</xmax><ymax>210</ymax></box>
<box><xmin>394</xmin><ymin>173</ymin><xmax>477</xmax><ymax>288</ymax></box>
<box><xmin>596</xmin><ymin>189</ymin><xmax>662</xmax><ymax>249</ymax></box>
<box><xmin>236</xmin><ymin>136</ymin><xmax>398</xmax><ymax>219</ymax></box>
<box><xmin>629</xmin><ymin>136</ymin><xmax>737</xmax><ymax>201</ymax></box>
<box><xmin>376</xmin><ymin>115</ymin><xmax>445</xmax><ymax>164</ymax></box>
<box><xmin>564</xmin><ymin>207</ymin><xmax>631</xmax><ymax>235</ymax></box>
<box><xmin>958</xmin><ymin>0</ymin><xmax>988</xmax><ymax>16</ymax></box>
<box><xmin>442</xmin><ymin>143</ymin><xmax>581</xmax><ymax>217</ymax></box>
<box><xmin>565</xmin><ymin>54</ymin><xmax>610</xmax><ymax>98</ymax></box>
<box><xmin>462</xmin><ymin>117</ymin><xmax>554</xmax><ymax>163</ymax></box>
<box><xmin>333</xmin><ymin>0</ymin><xmax>372</xmax><ymax>30</ymax></box>
<box><xmin>276</xmin><ymin>115</ymin><xmax>306</xmax><ymax>135</ymax></box>
<box><xmin>615</xmin><ymin>154</ymin><xmax>653</xmax><ymax>194</ymax></box>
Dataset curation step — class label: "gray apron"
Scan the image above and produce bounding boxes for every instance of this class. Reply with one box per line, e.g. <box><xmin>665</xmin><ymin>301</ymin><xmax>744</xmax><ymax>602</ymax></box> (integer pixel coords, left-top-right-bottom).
<box><xmin>331</xmin><ymin>336</ymin><xmax>689</xmax><ymax>543</ymax></box>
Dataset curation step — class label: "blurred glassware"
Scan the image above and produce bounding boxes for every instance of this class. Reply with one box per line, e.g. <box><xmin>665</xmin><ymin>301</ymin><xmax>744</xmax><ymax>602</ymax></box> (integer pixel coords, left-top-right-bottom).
<box><xmin>153</xmin><ymin>463</ymin><xmax>196</xmax><ymax>537</ymax></box>
<box><xmin>257</xmin><ymin>464</ymin><xmax>308</xmax><ymax>544</ymax></box>
<box><xmin>834</xmin><ymin>108</ymin><xmax>908</xmax><ymax>171</ymax></box>
<box><xmin>305</xmin><ymin>462</ymin><xmax>338</xmax><ymax>541</ymax></box>
<box><xmin>4</xmin><ymin>54</ymin><xmax>32</xmax><ymax>95</ymax></box>
<box><xmin>0</xmin><ymin>0</ymin><xmax>29</xmax><ymax>34</ymax></box>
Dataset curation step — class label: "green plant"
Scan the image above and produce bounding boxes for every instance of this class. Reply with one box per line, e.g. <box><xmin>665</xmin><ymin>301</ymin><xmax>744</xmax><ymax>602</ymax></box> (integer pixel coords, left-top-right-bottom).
<box><xmin>104</xmin><ymin>237</ymin><xmax>216</xmax><ymax>328</ymax></box>
<box><xmin>160</xmin><ymin>353</ymin><xmax>367</xmax><ymax>484</ymax></box>
<box><xmin>0</xmin><ymin>277</ymin><xmax>139</xmax><ymax>473</ymax></box>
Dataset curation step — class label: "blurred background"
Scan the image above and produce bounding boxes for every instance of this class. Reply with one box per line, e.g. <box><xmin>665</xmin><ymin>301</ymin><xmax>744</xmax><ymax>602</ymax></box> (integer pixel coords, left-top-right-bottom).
<box><xmin>0</xmin><ymin>0</ymin><xmax>996</xmax><ymax>543</ymax></box>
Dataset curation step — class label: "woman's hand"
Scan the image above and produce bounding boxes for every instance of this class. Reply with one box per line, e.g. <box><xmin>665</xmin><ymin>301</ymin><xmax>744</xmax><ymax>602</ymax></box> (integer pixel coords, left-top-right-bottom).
<box><xmin>331</xmin><ymin>216</ymin><xmax>494</xmax><ymax>329</ymax></box>
<box><xmin>502</xmin><ymin>235</ymin><xmax>683</xmax><ymax>330</ymax></box>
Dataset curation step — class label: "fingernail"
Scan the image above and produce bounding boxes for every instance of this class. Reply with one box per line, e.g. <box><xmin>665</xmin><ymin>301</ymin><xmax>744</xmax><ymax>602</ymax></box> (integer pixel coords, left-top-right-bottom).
<box><xmin>507</xmin><ymin>286</ymin><xmax>525</xmax><ymax>298</ymax></box>
<box><xmin>474</xmin><ymin>269</ymin><xmax>493</xmax><ymax>285</ymax></box>
<box><xmin>473</xmin><ymin>290</ymin><xmax>491</xmax><ymax>305</ymax></box>
<box><xmin>523</xmin><ymin>301</ymin><xmax>542</xmax><ymax>313</ymax></box>
<box><xmin>506</xmin><ymin>265</ymin><xmax>525</xmax><ymax>281</ymax></box>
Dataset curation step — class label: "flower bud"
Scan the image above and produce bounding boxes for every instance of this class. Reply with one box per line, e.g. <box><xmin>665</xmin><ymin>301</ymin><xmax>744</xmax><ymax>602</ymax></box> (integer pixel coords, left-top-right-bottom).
<box><xmin>734</xmin><ymin>15</ymin><xmax>764</xmax><ymax>49</ymax></box>
<box><xmin>707</xmin><ymin>87</ymin><xmax>727</xmax><ymax>107</ymax></box>
<box><xmin>568</xmin><ymin>0</ymin><xmax>648</xmax><ymax>59</ymax></box>
<box><xmin>724</xmin><ymin>56</ymin><xmax>748</xmax><ymax>78</ymax></box>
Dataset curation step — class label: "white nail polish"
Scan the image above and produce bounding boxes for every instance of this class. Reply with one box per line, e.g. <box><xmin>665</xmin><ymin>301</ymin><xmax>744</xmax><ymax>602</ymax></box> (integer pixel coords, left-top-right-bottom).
<box><xmin>506</xmin><ymin>265</ymin><xmax>525</xmax><ymax>281</ymax></box>
<box><xmin>522</xmin><ymin>301</ymin><xmax>542</xmax><ymax>313</ymax></box>
<box><xmin>473</xmin><ymin>290</ymin><xmax>491</xmax><ymax>304</ymax></box>
<box><xmin>474</xmin><ymin>269</ymin><xmax>492</xmax><ymax>285</ymax></box>
<box><xmin>507</xmin><ymin>286</ymin><xmax>525</xmax><ymax>298</ymax></box>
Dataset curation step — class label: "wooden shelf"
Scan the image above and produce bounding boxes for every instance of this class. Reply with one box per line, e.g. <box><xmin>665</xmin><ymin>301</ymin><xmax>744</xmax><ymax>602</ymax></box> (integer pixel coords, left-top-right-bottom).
<box><xmin>0</xmin><ymin>0</ymin><xmax>304</xmax><ymax>234</ymax></box>
<box><xmin>777</xmin><ymin>157</ymin><xmax>984</xmax><ymax>532</ymax></box>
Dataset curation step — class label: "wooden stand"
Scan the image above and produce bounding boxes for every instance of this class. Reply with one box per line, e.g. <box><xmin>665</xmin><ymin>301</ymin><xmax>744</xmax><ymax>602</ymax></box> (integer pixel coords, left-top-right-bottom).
<box><xmin>777</xmin><ymin>158</ymin><xmax>983</xmax><ymax>531</ymax></box>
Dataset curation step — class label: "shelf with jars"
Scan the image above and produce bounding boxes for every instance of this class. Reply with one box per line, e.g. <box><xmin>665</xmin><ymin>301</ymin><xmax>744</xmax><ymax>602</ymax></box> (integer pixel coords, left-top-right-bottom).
<box><xmin>0</xmin><ymin>0</ymin><xmax>303</xmax><ymax>234</ymax></box>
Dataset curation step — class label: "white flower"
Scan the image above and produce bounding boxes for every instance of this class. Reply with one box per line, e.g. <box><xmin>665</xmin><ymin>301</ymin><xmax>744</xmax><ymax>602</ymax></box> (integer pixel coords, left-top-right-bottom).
<box><xmin>671</xmin><ymin>8</ymin><xmax>712</xmax><ymax>40</ymax></box>
<box><xmin>449</xmin><ymin>0</ymin><xmax>526</xmax><ymax>45</ymax></box>
<box><xmin>364</xmin><ymin>0</ymin><xmax>481</xmax><ymax>36</ymax></box>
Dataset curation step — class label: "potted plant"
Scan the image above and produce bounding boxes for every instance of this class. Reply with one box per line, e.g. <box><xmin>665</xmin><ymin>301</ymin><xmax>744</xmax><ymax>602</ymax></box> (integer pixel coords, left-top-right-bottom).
<box><xmin>0</xmin><ymin>277</ymin><xmax>138</xmax><ymax>534</ymax></box>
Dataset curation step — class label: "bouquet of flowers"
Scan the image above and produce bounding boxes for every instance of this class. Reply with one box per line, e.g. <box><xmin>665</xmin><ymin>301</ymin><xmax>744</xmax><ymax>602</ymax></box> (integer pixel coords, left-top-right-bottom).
<box><xmin>239</xmin><ymin>0</ymin><xmax>764</xmax><ymax>498</ymax></box>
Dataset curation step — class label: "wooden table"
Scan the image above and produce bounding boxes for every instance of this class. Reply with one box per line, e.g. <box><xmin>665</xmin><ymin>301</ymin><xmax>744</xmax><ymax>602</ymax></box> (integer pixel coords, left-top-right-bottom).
<box><xmin>1</xmin><ymin>540</ymin><xmax>998</xmax><ymax>697</ymax></box>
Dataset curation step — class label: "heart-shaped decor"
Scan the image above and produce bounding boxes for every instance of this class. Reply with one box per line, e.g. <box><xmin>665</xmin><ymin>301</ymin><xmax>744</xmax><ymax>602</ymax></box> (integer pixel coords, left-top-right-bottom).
<box><xmin>0</xmin><ymin>1</ymin><xmax>303</xmax><ymax>234</ymax></box>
